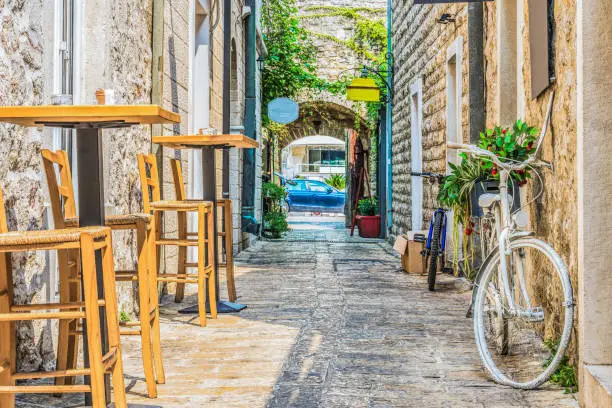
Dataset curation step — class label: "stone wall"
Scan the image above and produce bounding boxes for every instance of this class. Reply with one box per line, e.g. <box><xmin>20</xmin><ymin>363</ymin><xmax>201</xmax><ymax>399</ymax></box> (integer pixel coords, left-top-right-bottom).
<box><xmin>390</xmin><ymin>2</ymin><xmax>469</xmax><ymax>237</ymax></box>
<box><xmin>482</xmin><ymin>0</ymin><xmax>579</xmax><ymax>359</ymax></box>
<box><xmin>0</xmin><ymin>0</ymin><xmax>51</xmax><ymax>371</ymax></box>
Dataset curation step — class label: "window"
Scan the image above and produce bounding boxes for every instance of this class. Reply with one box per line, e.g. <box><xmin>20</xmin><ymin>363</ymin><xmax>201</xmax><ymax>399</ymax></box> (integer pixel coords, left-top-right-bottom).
<box><xmin>308</xmin><ymin>181</ymin><xmax>330</xmax><ymax>193</ymax></box>
<box><xmin>307</xmin><ymin>148</ymin><xmax>345</xmax><ymax>166</ymax></box>
<box><xmin>446</xmin><ymin>36</ymin><xmax>463</xmax><ymax>167</ymax></box>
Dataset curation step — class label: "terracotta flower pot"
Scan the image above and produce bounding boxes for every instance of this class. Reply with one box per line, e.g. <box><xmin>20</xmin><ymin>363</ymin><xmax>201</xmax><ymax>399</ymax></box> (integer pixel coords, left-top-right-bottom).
<box><xmin>357</xmin><ymin>215</ymin><xmax>380</xmax><ymax>238</ymax></box>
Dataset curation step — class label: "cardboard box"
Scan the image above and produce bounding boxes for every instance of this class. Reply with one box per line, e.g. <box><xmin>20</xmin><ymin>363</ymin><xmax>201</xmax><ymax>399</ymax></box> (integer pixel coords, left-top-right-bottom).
<box><xmin>395</xmin><ymin>232</ymin><xmax>427</xmax><ymax>274</ymax></box>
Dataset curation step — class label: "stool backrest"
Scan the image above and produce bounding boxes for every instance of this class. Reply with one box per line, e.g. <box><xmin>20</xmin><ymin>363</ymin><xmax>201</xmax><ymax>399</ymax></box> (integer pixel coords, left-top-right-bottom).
<box><xmin>169</xmin><ymin>159</ymin><xmax>186</xmax><ymax>201</ymax></box>
<box><xmin>41</xmin><ymin>149</ymin><xmax>77</xmax><ymax>229</ymax></box>
<box><xmin>137</xmin><ymin>154</ymin><xmax>161</xmax><ymax>214</ymax></box>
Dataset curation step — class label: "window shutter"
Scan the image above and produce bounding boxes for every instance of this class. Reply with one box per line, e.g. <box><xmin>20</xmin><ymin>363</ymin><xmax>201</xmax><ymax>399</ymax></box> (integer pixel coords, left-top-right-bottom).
<box><xmin>528</xmin><ymin>0</ymin><xmax>550</xmax><ymax>98</ymax></box>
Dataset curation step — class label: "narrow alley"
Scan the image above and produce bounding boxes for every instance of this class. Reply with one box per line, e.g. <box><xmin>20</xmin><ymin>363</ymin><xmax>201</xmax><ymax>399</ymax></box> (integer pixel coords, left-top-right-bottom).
<box><xmin>18</xmin><ymin>218</ymin><xmax>576</xmax><ymax>408</ymax></box>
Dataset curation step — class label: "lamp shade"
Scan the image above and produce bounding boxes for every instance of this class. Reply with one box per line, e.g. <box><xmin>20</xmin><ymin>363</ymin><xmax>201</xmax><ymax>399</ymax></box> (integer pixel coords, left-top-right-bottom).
<box><xmin>346</xmin><ymin>78</ymin><xmax>381</xmax><ymax>102</ymax></box>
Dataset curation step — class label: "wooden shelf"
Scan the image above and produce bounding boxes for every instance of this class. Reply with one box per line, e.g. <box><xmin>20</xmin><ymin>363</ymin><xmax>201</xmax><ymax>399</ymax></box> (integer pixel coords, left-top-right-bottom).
<box><xmin>0</xmin><ymin>105</ymin><xmax>180</xmax><ymax>127</ymax></box>
<box><xmin>152</xmin><ymin>134</ymin><xmax>259</xmax><ymax>149</ymax></box>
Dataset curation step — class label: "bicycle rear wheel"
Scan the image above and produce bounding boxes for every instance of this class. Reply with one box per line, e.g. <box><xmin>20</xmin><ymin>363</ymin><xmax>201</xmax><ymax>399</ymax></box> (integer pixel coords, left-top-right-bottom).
<box><xmin>473</xmin><ymin>237</ymin><xmax>574</xmax><ymax>389</ymax></box>
<box><xmin>427</xmin><ymin>211</ymin><xmax>444</xmax><ymax>291</ymax></box>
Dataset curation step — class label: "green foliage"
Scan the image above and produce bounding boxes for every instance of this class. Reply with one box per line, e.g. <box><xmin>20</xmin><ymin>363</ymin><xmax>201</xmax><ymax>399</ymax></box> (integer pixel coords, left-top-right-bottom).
<box><xmin>262</xmin><ymin>182</ymin><xmax>289</xmax><ymax>238</ymax></box>
<box><xmin>261</xmin><ymin>0</ymin><xmax>323</xmax><ymax>123</ymax></box>
<box><xmin>264</xmin><ymin>211</ymin><xmax>289</xmax><ymax>238</ymax></box>
<box><xmin>477</xmin><ymin>119</ymin><xmax>538</xmax><ymax>185</ymax></box>
<box><xmin>357</xmin><ymin>198</ymin><xmax>379</xmax><ymax>216</ymax></box>
<box><xmin>324</xmin><ymin>174</ymin><xmax>346</xmax><ymax>190</ymax></box>
<box><xmin>263</xmin><ymin>182</ymin><xmax>287</xmax><ymax>204</ymax></box>
<box><xmin>543</xmin><ymin>338</ymin><xmax>578</xmax><ymax>393</ymax></box>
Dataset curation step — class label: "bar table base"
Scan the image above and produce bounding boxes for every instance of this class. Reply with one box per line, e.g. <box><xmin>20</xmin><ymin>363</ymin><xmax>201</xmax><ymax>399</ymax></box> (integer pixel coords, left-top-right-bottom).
<box><xmin>178</xmin><ymin>300</ymin><xmax>246</xmax><ymax>314</ymax></box>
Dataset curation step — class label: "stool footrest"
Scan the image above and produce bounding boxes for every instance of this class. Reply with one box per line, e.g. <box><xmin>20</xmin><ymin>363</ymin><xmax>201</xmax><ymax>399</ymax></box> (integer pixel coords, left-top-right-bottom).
<box><xmin>120</xmin><ymin>329</ymin><xmax>141</xmax><ymax>336</ymax></box>
<box><xmin>11</xmin><ymin>302</ymin><xmax>85</xmax><ymax>312</ymax></box>
<box><xmin>12</xmin><ymin>368</ymin><xmax>90</xmax><ymax>381</ymax></box>
<box><xmin>0</xmin><ymin>310</ymin><xmax>86</xmax><ymax>321</ymax></box>
<box><xmin>116</xmin><ymin>270</ymin><xmax>139</xmax><ymax>281</ymax></box>
<box><xmin>0</xmin><ymin>384</ymin><xmax>91</xmax><ymax>394</ymax></box>
<box><xmin>156</xmin><ymin>238</ymin><xmax>209</xmax><ymax>247</ymax></box>
<box><xmin>102</xmin><ymin>347</ymin><xmax>118</xmax><ymax>372</ymax></box>
<box><xmin>157</xmin><ymin>273</ymin><xmax>199</xmax><ymax>284</ymax></box>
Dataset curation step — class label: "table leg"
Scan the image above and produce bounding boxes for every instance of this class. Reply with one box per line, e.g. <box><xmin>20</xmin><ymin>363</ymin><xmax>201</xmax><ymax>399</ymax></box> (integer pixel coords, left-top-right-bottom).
<box><xmin>76</xmin><ymin>127</ymin><xmax>111</xmax><ymax>405</ymax></box>
<box><xmin>178</xmin><ymin>146</ymin><xmax>245</xmax><ymax>314</ymax></box>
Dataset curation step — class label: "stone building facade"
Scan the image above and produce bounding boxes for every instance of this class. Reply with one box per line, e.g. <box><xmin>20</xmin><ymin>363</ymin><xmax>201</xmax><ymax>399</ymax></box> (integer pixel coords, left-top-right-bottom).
<box><xmin>390</xmin><ymin>1</ymin><xmax>612</xmax><ymax>405</ymax></box>
<box><xmin>0</xmin><ymin>0</ymin><xmax>263</xmax><ymax>373</ymax></box>
<box><xmin>391</xmin><ymin>3</ymin><xmax>469</xmax><ymax>235</ymax></box>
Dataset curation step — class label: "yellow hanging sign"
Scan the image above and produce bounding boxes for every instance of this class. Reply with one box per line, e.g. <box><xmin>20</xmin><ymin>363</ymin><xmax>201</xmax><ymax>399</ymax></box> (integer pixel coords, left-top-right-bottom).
<box><xmin>346</xmin><ymin>78</ymin><xmax>381</xmax><ymax>102</ymax></box>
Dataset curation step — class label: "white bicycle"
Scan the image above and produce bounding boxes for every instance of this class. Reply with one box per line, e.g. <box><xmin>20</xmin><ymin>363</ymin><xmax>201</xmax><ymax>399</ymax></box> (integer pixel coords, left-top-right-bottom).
<box><xmin>448</xmin><ymin>95</ymin><xmax>574</xmax><ymax>389</ymax></box>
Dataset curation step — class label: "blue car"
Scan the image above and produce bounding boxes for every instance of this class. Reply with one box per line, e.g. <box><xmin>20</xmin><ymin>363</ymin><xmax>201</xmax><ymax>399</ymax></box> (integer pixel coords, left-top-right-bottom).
<box><xmin>285</xmin><ymin>179</ymin><xmax>345</xmax><ymax>213</ymax></box>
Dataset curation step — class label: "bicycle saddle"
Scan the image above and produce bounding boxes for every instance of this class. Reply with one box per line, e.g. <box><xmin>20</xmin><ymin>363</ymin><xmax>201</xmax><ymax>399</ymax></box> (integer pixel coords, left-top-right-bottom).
<box><xmin>478</xmin><ymin>193</ymin><xmax>514</xmax><ymax>209</ymax></box>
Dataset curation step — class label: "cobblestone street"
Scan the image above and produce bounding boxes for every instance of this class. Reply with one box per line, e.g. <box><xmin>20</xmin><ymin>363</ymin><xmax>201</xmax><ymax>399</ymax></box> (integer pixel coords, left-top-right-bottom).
<box><xmin>17</xmin><ymin>216</ymin><xmax>578</xmax><ymax>407</ymax></box>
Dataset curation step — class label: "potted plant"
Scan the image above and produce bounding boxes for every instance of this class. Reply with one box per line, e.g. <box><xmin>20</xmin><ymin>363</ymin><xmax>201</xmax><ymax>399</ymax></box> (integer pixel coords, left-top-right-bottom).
<box><xmin>263</xmin><ymin>182</ymin><xmax>289</xmax><ymax>238</ymax></box>
<box><xmin>356</xmin><ymin>198</ymin><xmax>380</xmax><ymax>238</ymax></box>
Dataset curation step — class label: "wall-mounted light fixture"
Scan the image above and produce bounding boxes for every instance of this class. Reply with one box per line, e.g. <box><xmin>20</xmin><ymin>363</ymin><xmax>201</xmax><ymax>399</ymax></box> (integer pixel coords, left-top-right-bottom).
<box><xmin>257</xmin><ymin>56</ymin><xmax>265</xmax><ymax>70</ymax></box>
<box><xmin>437</xmin><ymin>13</ymin><xmax>456</xmax><ymax>24</ymax></box>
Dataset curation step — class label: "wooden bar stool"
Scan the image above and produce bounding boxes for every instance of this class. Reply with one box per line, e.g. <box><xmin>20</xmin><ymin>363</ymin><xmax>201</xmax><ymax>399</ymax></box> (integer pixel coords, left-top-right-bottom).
<box><xmin>137</xmin><ymin>154</ymin><xmax>216</xmax><ymax>327</ymax></box>
<box><xmin>0</xmin><ymin>189</ymin><xmax>127</xmax><ymax>408</ymax></box>
<box><xmin>41</xmin><ymin>149</ymin><xmax>163</xmax><ymax>398</ymax></box>
<box><xmin>169</xmin><ymin>159</ymin><xmax>236</xmax><ymax>302</ymax></box>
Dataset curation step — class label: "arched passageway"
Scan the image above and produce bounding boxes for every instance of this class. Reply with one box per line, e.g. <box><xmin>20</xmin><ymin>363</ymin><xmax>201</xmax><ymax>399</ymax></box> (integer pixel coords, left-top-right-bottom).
<box><xmin>264</xmin><ymin>100</ymin><xmax>372</xmax><ymax>226</ymax></box>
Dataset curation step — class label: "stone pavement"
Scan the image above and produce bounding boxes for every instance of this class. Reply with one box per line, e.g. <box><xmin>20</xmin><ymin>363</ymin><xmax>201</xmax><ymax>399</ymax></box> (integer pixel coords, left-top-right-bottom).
<box><xmin>16</xmin><ymin>216</ymin><xmax>578</xmax><ymax>407</ymax></box>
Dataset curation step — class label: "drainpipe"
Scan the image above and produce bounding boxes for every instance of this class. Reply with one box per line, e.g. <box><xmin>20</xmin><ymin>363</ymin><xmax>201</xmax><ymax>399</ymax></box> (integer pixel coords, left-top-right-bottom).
<box><xmin>222</xmin><ymin>0</ymin><xmax>232</xmax><ymax>198</ymax></box>
<box><xmin>468</xmin><ymin>3</ymin><xmax>485</xmax><ymax>143</ymax></box>
<box><xmin>385</xmin><ymin>0</ymin><xmax>393</xmax><ymax>237</ymax></box>
<box><xmin>241</xmin><ymin>0</ymin><xmax>258</xmax><ymax>233</ymax></box>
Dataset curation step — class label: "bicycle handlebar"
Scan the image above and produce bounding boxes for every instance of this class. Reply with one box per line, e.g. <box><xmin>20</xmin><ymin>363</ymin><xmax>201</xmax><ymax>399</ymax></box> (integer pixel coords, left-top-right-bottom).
<box><xmin>411</xmin><ymin>171</ymin><xmax>445</xmax><ymax>181</ymax></box>
<box><xmin>446</xmin><ymin>142</ymin><xmax>553</xmax><ymax>171</ymax></box>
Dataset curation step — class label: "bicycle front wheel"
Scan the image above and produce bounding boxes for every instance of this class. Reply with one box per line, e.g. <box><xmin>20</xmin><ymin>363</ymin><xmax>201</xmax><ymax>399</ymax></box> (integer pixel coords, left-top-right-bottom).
<box><xmin>473</xmin><ymin>237</ymin><xmax>574</xmax><ymax>389</ymax></box>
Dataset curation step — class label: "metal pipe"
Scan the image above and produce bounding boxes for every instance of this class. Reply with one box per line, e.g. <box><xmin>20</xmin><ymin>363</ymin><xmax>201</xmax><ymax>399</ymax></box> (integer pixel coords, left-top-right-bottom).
<box><xmin>385</xmin><ymin>0</ymin><xmax>393</xmax><ymax>237</ymax></box>
<box><xmin>222</xmin><ymin>0</ymin><xmax>231</xmax><ymax>198</ymax></box>
<box><xmin>241</xmin><ymin>0</ymin><xmax>258</xmax><ymax>232</ymax></box>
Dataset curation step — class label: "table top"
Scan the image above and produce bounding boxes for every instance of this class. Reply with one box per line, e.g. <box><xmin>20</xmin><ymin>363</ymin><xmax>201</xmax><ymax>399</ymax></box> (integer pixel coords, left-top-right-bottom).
<box><xmin>152</xmin><ymin>134</ymin><xmax>259</xmax><ymax>149</ymax></box>
<box><xmin>0</xmin><ymin>105</ymin><xmax>180</xmax><ymax>127</ymax></box>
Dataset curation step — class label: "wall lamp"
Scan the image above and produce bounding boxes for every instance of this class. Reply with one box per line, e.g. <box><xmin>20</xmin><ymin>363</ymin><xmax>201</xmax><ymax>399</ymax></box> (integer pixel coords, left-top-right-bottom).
<box><xmin>257</xmin><ymin>56</ymin><xmax>265</xmax><ymax>70</ymax></box>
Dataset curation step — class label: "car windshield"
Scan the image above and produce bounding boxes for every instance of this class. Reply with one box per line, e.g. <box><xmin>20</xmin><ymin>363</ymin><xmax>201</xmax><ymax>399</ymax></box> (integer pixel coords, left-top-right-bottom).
<box><xmin>308</xmin><ymin>181</ymin><xmax>333</xmax><ymax>193</ymax></box>
<box><xmin>286</xmin><ymin>180</ymin><xmax>307</xmax><ymax>191</ymax></box>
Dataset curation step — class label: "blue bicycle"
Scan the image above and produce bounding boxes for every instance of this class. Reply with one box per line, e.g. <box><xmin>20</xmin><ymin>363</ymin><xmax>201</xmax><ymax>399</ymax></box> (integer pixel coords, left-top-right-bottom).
<box><xmin>411</xmin><ymin>172</ymin><xmax>448</xmax><ymax>291</ymax></box>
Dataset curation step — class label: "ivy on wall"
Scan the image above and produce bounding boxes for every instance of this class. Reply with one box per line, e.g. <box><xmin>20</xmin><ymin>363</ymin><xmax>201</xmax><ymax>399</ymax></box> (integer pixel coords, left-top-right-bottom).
<box><xmin>261</xmin><ymin>0</ymin><xmax>389</xmax><ymax>174</ymax></box>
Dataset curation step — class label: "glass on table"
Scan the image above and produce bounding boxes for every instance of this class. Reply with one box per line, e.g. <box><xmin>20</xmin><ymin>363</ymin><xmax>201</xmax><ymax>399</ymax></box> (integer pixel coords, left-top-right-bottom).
<box><xmin>198</xmin><ymin>128</ymin><xmax>218</xmax><ymax>135</ymax></box>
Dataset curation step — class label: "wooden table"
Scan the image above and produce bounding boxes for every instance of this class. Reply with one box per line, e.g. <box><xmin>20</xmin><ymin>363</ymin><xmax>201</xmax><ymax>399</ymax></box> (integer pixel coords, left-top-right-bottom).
<box><xmin>0</xmin><ymin>105</ymin><xmax>179</xmax><ymax>406</ymax></box>
<box><xmin>152</xmin><ymin>134</ymin><xmax>258</xmax><ymax>313</ymax></box>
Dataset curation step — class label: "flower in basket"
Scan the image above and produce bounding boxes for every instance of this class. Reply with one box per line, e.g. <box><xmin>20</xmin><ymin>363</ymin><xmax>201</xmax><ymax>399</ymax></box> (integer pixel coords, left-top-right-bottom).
<box><xmin>477</xmin><ymin>119</ymin><xmax>538</xmax><ymax>186</ymax></box>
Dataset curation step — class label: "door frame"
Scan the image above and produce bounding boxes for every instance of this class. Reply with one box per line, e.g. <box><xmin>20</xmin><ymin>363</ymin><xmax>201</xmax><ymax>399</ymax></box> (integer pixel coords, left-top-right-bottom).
<box><xmin>410</xmin><ymin>78</ymin><xmax>423</xmax><ymax>232</ymax></box>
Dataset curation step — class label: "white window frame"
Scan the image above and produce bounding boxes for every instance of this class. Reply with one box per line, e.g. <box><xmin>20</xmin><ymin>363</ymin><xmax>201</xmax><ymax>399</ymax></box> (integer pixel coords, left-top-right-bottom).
<box><xmin>446</xmin><ymin>36</ymin><xmax>463</xmax><ymax>170</ymax></box>
<box><xmin>410</xmin><ymin>78</ymin><xmax>423</xmax><ymax>232</ymax></box>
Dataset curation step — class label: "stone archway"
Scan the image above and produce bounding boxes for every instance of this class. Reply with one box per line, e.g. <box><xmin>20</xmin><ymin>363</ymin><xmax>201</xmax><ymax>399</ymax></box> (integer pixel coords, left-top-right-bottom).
<box><xmin>278</xmin><ymin>101</ymin><xmax>370</xmax><ymax>149</ymax></box>
<box><xmin>273</xmin><ymin>100</ymin><xmax>371</xmax><ymax>226</ymax></box>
